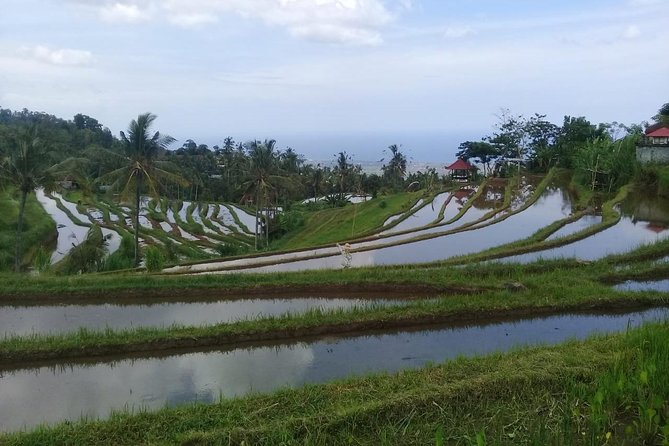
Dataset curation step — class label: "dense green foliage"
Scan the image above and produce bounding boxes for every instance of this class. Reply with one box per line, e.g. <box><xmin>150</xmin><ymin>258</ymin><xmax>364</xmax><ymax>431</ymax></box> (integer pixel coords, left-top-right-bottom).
<box><xmin>0</xmin><ymin>190</ymin><xmax>55</xmax><ymax>270</ymax></box>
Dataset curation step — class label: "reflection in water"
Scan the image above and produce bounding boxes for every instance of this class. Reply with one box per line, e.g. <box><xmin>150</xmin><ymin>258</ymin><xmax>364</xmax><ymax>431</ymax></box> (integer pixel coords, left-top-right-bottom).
<box><xmin>0</xmin><ymin>307</ymin><xmax>666</xmax><ymax>431</ymax></box>
<box><xmin>500</xmin><ymin>216</ymin><xmax>669</xmax><ymax>263</ymax></box>
<box><xmin>227</xmin><ymin>205</ymin><xmax>256</xmax><ymax>233</ymax></box>
<box><xmin>239</xmin><ymin>187</ymin><xmax>573</xmax><ymax>274</ymax></box>
<box><xmin>382</xmin><ymin>192</ymin><xmax>451</xmax><ymax>234</ymax></box>
<box><xmin>0</xmin><ymin>298</ymin><xmax>400</xmax><ymax>337</ymax></box>
<box><xmin>614</xmin><ymin>279</ymin><xmax>669</xmax><ymax>292</ymax></box>
<box><xmin>545</xmin><ymin>215</ymin><xmax>601</xmax><ymax>241</ymax></box>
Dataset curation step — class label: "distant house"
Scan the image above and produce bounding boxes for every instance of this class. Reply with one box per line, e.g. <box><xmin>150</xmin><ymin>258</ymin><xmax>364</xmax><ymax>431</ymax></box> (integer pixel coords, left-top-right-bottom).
<box><xmin>636</xmin><ymin>124</ymin><xmax>669</xmax><ymax>163</ymax></box>
<box><xmin>59</xmin><ymin>176</ymin><xmax>79</xmax><ymax>190</ymax></box>
<box><xmin>445</xmin><ymin>159</ymin><xmax>475</xmax><ymax>181</ymax></box>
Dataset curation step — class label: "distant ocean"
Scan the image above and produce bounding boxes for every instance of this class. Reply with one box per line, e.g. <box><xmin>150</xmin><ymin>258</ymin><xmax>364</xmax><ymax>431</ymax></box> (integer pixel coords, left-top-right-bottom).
<box><xmin>209</xmin><ymin>130</ymin><xmax>484</xmax><ymax>167</ymax></box>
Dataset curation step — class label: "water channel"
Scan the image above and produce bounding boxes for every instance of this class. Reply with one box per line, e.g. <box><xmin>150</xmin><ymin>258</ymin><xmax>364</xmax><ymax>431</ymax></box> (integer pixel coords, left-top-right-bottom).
<box><xmin>1</xmin><ymin>306</ymin><xmax>666</xmax><ymax>431</ymax></box>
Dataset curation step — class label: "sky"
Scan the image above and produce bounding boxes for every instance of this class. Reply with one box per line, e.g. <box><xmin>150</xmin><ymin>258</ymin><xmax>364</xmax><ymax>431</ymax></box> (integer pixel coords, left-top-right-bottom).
<box><xmin>0</xmin><ymin>0</ymin><xmax>668</xmax><ymax>161</ymax></box>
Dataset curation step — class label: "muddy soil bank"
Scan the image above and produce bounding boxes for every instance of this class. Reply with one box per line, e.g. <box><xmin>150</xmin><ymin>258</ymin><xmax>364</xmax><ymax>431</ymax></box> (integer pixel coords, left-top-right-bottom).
<box><xmin>0</xmin><ymin>283</ymin><xmax>484</xmax><ymax>306</ymax></box>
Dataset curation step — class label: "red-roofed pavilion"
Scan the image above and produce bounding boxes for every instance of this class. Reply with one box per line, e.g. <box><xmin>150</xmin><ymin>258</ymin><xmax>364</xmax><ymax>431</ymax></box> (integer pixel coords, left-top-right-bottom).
<box><xmin>445</xmin><ymin>159</ymin><xmax>475</xmax><ymax>181</ymax></box>
<box><xmin>637</xmin><ymin>124</ymin><xmax>669</xmax><ymax>163</ymax></box>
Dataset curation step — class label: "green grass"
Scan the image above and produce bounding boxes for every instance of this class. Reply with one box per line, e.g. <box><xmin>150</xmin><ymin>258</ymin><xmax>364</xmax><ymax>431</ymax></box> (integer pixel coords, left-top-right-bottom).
<box><xmin>271</xmin><ymin>191</ymin><xmax>425</xmax><ymax>250</ymax></box>
<box><xmin>1</xmin><ymin>252</ymin><xmax>668</xmax><ymax>362</ymax></box>
<box><xmin>3</xmin><ymin>321</ymin><xmax>668</xmax><ymax>445</ymax></box>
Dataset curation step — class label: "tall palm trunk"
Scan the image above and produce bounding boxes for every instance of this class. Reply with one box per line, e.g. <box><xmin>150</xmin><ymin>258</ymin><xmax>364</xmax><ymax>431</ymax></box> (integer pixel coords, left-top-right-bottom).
<box><xmin>264</xmin><ymin>193</ymin><xmax>269</xmax><ymax>247</ymax></box>
<box><xmin>14</xmin><ymin>189</ymin><xmax>28</xmax><ymax>272</ymax></box>
<box><xmin>134</xmin><ymin>175</ymin><xmax>142</xmax><ymax>266</ymax></box>
<box><xmin>254</xmin><ymin>187</ymin><xmax>260</xmax><ymax>250</ymax></box>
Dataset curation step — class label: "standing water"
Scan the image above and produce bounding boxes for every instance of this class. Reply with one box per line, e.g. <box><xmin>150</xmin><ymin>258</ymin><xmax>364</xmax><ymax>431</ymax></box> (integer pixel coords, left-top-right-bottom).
<box><xmin>0</xmin><ymin>306</ymin><xmax>666</xmax><ymax>431</ymax></box>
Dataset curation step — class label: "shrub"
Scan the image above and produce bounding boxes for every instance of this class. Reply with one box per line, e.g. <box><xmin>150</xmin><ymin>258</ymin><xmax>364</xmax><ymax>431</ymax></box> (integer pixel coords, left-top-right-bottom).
<box><xmin>216</xmin><ymin>243</ymin><xmax>247</xmax><ymax>257</ymax></box>
<box><xmin>32</xmin><ymin>247</ymin><xmax>51</xmax><ymax>273</ymax></box>
<box><xmin>100</xmin><ymin>234</ymin><xmax>135</xmax><ymax>271</ymax></box>
<box><xmin>145</xmin><ymin>246</ymin><xmax>165</xmax><ymax>272</ymax></box>
<box><xmin>56</xmin><ymin>225</ymin><xmax>106</xmax><ymax>275</ymax></box>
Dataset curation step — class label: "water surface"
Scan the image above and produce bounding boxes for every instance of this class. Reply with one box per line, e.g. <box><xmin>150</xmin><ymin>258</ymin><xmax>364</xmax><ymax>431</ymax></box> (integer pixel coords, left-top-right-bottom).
<box><xmin>614</xmin><ymin>279</ymin><xmax>669</xmax><ymax>292</ymax></box>
<box><xmin>0</xmin><ymin>298</ymin><xmax>399</xmax><ymax>337</ymax></box>
<box><xmin>0</xmin><ymin>306</ymin><xmax>665</xmax><ymax>431</ymax></box>
<box><xmin>35</xmin><ymin>190</ymin><xmax>89</xmax><ymax>264</ymax></box>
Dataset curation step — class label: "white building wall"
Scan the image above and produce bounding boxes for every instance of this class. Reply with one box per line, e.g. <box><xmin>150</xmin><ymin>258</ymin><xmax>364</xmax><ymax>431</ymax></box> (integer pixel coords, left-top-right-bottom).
<box><xmin>637</xmin><ymin>146</ymin><xmax>669</xmax><ymax>163</ymax></box>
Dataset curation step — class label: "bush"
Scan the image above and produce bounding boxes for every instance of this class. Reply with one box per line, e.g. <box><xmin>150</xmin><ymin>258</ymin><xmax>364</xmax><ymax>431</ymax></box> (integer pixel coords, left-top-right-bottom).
<box><xmin>56</xmin><ymin>225</ymin><xmax>106</xmax><ymax>275</ymax></box>
<box><xmin>145</xmin><ymin>246</ymin><xmax>165</xmax><ymax>272</ymax></box>
<box><xmin>100</xmin><ymin>233</ymin><xmax>135</xmax><ymax>271</ymax></box>
<box><xmin>163</xmin><ymin>239</ymin><xmax>178</xmax><ymax>262</ymax></box>
<box><xmin>32</xmin><ymin>247</ymin><xmax>51</xmax><ymax>273</ymax></box>
<box><xmin>216</xmin><ymin>243</ymin><xmax>248</xmax><ymax>257</ymax></box>
<box><xmin>378</xmin><ymin>200</ymin><xmax>387</xmax><ymax>209</ymax></box>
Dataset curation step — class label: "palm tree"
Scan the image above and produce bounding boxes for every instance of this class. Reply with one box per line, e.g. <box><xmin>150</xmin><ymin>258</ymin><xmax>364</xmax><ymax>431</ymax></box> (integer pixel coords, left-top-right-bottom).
<box><xmin>382</xmin><ymin>144</ymin><xmax>407</xmax><ymax>190</ymax></box>
<box><xmin>241</xmin><ymin>139</ymin><xmax>291</xmax><ymax>249</ymax></box>
<box><xmin>98</xmin><ymin>113</ymin><xmax>187</xmax><ymax>266</ymax></box>
<box><xmin>0</xmin><ymin>126</ymin><xmax>55</xmax><ymax>272</ymax></box>
<box><xmin>334</xmin><ymin>151</ymin><xmax>352</xmax><ymax>199</ymax></box>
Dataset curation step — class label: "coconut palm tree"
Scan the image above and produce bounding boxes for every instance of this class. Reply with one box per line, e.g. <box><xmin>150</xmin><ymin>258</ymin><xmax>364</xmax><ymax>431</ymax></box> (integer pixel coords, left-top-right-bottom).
<box><xmin>0</xmin><ymin>126</ymin><xmax>55</xmax><ymax>272</ymax></box>
<box><xmin>98</xmin><ymin>113</ymin><xmax>187</xmax><ymax>266</ymax></box>
<box><xmin>241</xmin><ymin>139</ymin><xmax>292</xmax><ymax>249</ymax></box>
<box><xmin>382</xmin><ymin>144</ymin><xmax>407</xmax><ymax>190</ymax></box>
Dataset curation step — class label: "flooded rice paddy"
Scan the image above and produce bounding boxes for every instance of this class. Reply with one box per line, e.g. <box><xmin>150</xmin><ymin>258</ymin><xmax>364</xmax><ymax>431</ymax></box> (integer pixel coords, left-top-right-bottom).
<box><xmin>0</xmin><ymin>298</ymin><xmax>403</xmax><ymax>337</ymax></box>
<box><xmin>29</xmin><ymin>178</ymin><xmax>669</xmax><ymax>274</ymax></box>
<box><xmin>1</xmin><ymin>306</ymin><xmax>666</xmax><ymax>431</ymax></box>
<box><xmin>34</xmin><ymin>190</ymin><xmax>90</xmax><ymax>264</ymax></box>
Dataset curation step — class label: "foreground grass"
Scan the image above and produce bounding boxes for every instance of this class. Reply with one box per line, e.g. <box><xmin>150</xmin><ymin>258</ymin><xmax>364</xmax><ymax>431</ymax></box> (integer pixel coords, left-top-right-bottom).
<box><xmin>3</xmin><ymin>321</ymin><xmax>668</xmax><ymax>445</ymax></box>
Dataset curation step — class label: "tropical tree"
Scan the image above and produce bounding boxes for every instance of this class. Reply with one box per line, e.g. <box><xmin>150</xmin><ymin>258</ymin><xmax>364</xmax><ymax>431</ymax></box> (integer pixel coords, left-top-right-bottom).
<box><xmin>241</xmin><ymin>139</ymin><xmax>291</xmax><ymax>249</ymax></box>
<box><xmin>382</xmin><ymin>144</ymin><xmax>407</xmax><ymax>190</ymax></box>
<box><xmin>0</xmin><ymin>126</ymin><xmax>55</xmax><ymax>271</ymax></box>
<box><xmin>98</xmin><ymin>113</ymin><xmax>187</xmax><ymax>266</ymax></box>
<box><xmin>456</xmin><ymin>141</ymin><xmax>500</xmax><ymax>176</ymax></box>
<box><xmin>653</xmin><ymin>102</ymin><xmax>669</xmax><ymax>125</ymax></box>
<box><xmin>333</xmin><ymin>151</ymin><xmax>353</xmax><ymax>199</ymax></box>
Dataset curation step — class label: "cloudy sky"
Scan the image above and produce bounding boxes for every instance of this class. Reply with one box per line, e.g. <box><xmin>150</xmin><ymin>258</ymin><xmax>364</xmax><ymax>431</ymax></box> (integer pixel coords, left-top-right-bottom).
<box><xmin>1</xmin><ymin>0</ymin><xmax>667</xmax><ymax>160</ymax></box>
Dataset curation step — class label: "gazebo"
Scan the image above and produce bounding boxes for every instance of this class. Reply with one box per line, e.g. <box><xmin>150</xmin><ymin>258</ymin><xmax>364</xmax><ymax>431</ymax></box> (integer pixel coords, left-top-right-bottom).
<box><xmin>445</xmin><ymin>159</ymin><xmax>475</xmax><ymax>181</ymax></box>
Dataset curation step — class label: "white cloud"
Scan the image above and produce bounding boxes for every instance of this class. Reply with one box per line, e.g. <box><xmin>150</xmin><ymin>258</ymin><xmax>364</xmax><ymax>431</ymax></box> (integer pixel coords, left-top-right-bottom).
<box><xmin>100</xmin><ymin>2</ymin><xmax>152</xmax><ymax>23</ymax></box>
<box><xmin>19</xmin><ymin>45</ymin><xmax>94</xmax><ymax>66</ymax></box>
<box><xmin>168</xmin><ymin>12</ymin><xmax>218</xmax><ymax>27</ymax></box>
<box><xmin>443</xmin><ymin>26</ymin><xmax>476</xmax><ymax>39</ymax></box>
<box><xmin>623</xmin><ymin>24</ymin><xmax>641</xmax><ymax>39</ymax></box>
<box><xmin>628</xmin><ymin>0</ymin><xmax>665</xmax><ymax>5</ymax></box>
<box><xmin>289</xmin><ymin>23</ymin><xmax>383</xmax><ymax>45</ymax></box>
<box><xmin>69</xmin><ymin>0</ymin><xmax>403</xmax><ymax>44</ymax></box>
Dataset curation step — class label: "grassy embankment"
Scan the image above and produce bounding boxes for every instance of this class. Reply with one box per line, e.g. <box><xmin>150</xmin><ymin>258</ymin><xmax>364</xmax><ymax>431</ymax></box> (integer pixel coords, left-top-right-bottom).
<box><xmin>271</xmin><ymin>191</ymin><xmax>426</xmax><ymax>251</ymax></box>
<box><xmin>3</xmin><ymin>321</ymin><xmax>668</xmax><ymax>445</ymax></box>
<box><xmin>0</xmin><ymin>189</ymin><xmax>56</xmax><ymax>270</ymax></box>
<box><xmin>1</xmin><ymin>248</ymin><xmax>668</xmax><ymax>363</ymax></box>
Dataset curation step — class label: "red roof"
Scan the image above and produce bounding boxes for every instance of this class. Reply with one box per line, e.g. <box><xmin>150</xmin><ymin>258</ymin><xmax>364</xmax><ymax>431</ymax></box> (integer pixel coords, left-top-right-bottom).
<box><xmin>446</xmin><ymin>159</ymin><xmax>474</xmax><ymax>170</ymax></box>
<box><xmin>647</xmin><ymin>127</ymin><xmax>669</xmax><ymax>137</ymax></box>
<box><xmin>645</xmin><ymin>223</ymin><xmax>667</xmax><ymax>234</ymax></box>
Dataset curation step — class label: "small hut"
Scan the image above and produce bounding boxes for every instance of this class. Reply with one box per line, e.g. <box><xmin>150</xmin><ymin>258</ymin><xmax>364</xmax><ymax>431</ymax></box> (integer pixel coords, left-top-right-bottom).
<box><xmin>445</xmin><ymin>159</ymin><xmax>475</xmax><ymax>181</ymax></box>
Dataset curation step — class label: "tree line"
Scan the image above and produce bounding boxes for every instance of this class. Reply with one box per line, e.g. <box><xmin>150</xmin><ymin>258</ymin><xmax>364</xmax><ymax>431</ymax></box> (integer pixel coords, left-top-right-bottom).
<box><xmin>456</xmin><ymin>104</ymin><xmax>668</xmax><ymax>191</ymax></box>
<box><xmin>0</xmin><ymin>108</ymin><xmax>418</xmax><ymax>271</ymax></box>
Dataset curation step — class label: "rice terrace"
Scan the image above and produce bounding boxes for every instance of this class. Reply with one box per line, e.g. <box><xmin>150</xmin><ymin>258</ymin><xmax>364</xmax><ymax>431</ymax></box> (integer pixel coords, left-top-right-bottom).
<box><xmin>1</xmin><ymin>103</ymin><xmax>669</xmax><ymax>445</ymax></box>
<box><xmin>2</xmin><ymin>1</ymin><xmax>669</xmax><ymax>444</ymax></box>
